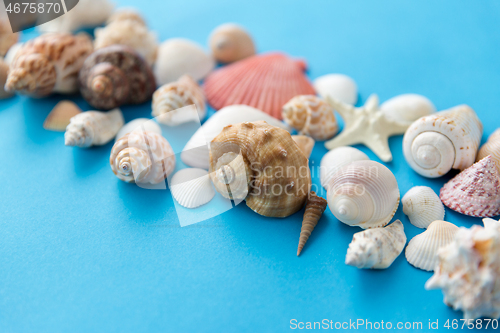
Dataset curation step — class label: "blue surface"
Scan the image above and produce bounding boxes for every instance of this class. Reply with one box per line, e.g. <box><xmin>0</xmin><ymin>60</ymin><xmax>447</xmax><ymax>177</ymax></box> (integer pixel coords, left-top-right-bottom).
<box><xmin>1</xmin><ymin>0</ymin><xmax>500</xmax><ymax>332</ymax></box>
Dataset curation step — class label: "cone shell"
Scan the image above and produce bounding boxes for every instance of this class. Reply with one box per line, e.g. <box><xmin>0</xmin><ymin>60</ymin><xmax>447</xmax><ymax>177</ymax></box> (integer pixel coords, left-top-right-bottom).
<box><xmin>440</xmin><ymin>156</ymin><xmax>500</xmax><ymax>218</ymax></box>
<box><xmin>297</xmin><ymin>192</ymin><xmax>328</xmax><ymax>256</ymax></box>
<box><xmin>402</xmin><ymin>186</ymin><xmax>445</xmax><ymax>229</ymax></box>
<box><xmin>0</xmin><ymin>58</ymin><xmax>13</xmax><ymax>99</ymax></box>
<box><xmin>405</xmin><ymin>220</ymin><xmax>459</xmax><ymax>271</ymax></box>
<box><xmin>116</xmin><ymin>118</ymin><xmax>162</xmax><ymax>141</ymax></box>
<box><xmin>327</xmin><ymin>160</ymin><xmax>400</xmax><ymax>229</ymax></box>
<box><xmin>345</xmin><ymin>220</ymin><xmax>406</xmax><ymax>269</ymax></box>
<box><xmin>44</xmin><ymin>101</ymin><xmax>82</xmax><ymax>131</ymax></box>
<box><xmin>320</xmin><ymin>147</ymin><xmax>369</xmax><ymax>189</ymax></box>
<box><xmin>477</xmin><ymin>128</ymin><xmax>500</xmax><ymax>171</ymax></box>
<box><xmin>209</xmin><ymin>23</ymin><xmax>256</xmax><ymax>64</ymax></box>
<box><xmin>170</xmin><ymin>168</ymin><xmax>215</xmax><ymax>209</ymax></box>
<box><xmin>403</xmin><ymin>105</ymin><xmax>483</xmax><ymax>178</ymax></box>
<box><xmin>209</xmin><ymin>121</ymin><xmax>311</xmax><ymax>218</ymax></box>
<box><xmin>292</xmin><ymin>135</ymin><xmax>315</xmax><ymax>160</ymax></box>
<box><xmin>204</xmin><ymin>53</ymin><xmax>316</xmax><ymax>120</ymax></box>
<box><xmin>0</xmin><ymin>19</ymin><xmax>19</xmax><ymax>56</ymax></box>
<box><xmin>313</xmin><ymin>74</ymin><xmax>358</xmax><ymax>105</ymax></box>
<box><xmin>152</xmin><ymin>75</ymin><xmax>206</xmax><ymax>126</ymax></box>
<box><xmin>110</xmin><ymin>131</ymin><xmax>175</xmax><ymax>184</ymax></box>
<box><xmin>381</xmin><ymin>94</ymin><xmax>436</xmax><ymax>126</ymax></box>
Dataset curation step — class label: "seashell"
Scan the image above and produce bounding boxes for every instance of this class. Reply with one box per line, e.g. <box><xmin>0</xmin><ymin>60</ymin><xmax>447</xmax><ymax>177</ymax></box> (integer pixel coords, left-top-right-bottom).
<box><xmin>209</xmin><ymin>121</ymin><xmax>311</xmax><ymax>218</ymax></box>
<box><xmin>0</xmin><ymin>18</ymin><xmax>19</xmax><ymax>56</ymax></box>
<box><xmin>402</xmin><ymin>186</ymin><xmax>445</xmax><ymax>229</ymax></box>
<box><xmin>282</xmin><ymin>95</ymin><xmax>339</xmax><ymax>141</ymax></box>
<box><xmin>107</xmin><ymin>8</ymin><xmax>146</xmax><ymax>26</ymax></box>
<box><xmin>426</xmin><ymin>219</ymin><xmax>500</xmax><ymax>319</ymax></box>
<box><xmin>170</xmin><ymin>168</ymin><xmax>215</xmax><ymax>209</ymax></box>
<box><xmin>477</xmin><ymin>128</ymin><xmax>500</xmax><ymax>171</ymax></box>
<box><xmin>380</xmin><ymin>94</ymin><xmax>436</xmax><ymax>126</ymax></box>
<box><xmin>152</xmin><ymin>75</ymin><xmax>206</xmax><ymax>126</ymax></box>
<box><xmin>116</xmin><ymin>118</ymin><xmax>162</xmax><ymax>141</ymax></box>
<box><xmin>403</xmin><ymin>105</ymin><xmax>483</xmax><ymax>178</ymax></box>
<box><xmin>181</xmin><ymin>105</ymin><xmax>291</xmax><ymax>169</ymax></box>
<box><xmin>292</xmin><ymin>135</ymin><xmax>315</xmax><ymax>160</ymax></box>
<box><xmin>65</xmin><ymin>108</ymin><xmax>124</xmax><ymax>148</ymax></box>
<box><xmin>440</xmin><ymin>156</ymin><xmax>500</xmax><ymax>218</ymax></box>
<box><xmin>79</xmin><ymin>45</ymin><xmax>156</xmax><ymax>110</ymax></box>
<box><xmin>297</xmin><ymin>192</ymin><xmax>328</xmax><ymax>256</ymax></box>
<box><xmin>154</xmin><ymin>38</ymin><xmax>215</xmax><ymax>86</ymax></box>
<box><xmin>94</xmin><ymin>15</ymin><xmax>158</xmax><ymax>66</ymax></box>
<box><xmin>0</xmin><ymin>58</ymin><xmax>13</xmax><ymax>99</ymax></box>
<box><xmin>38</xmin><ymin>0</ymin><xmax>114</xmax><ymax>33</ymax></box>
<box><xmin>209</xmin><ymin>23</ymin><xmax>256</xmax><ymax>64</ymax></box>
<box><xmin>320</xmin><ymin>147</ymin><xmax>369</xmax><ymax>189</ymax></box>
<box><xmin>204</xmin><ymin>53</ymin><xmax>316</xmax><ymax>120</ymax></box>
<box><xmin>327</xmin><ymin>160</ymin><xmax>400</xmax><ymax>229</ymax></box>
<box><xmin>44</xmin><ymin>101</ymin><xmax>82</xmax><ymax>132</ymax></box>
<box><xmin>313</xmin><ymin>74</ymin><xmax>358</xmax><ymax>105</ymax></box>
<box><xmin>4</xmin><ymin>42</ymin><xmax>23</xmax><ymax>65</ymax></box>
<box><xmin>110</xmin><ymin>131</ymin><xmax>175</xmax><ymax>184</ymax></box>
<box><xmin>405</xmin><ymin>220</ymin><xmax>459</xmax><ymax>271</ymax></box>
<box><xmin>345</xmin><ymin>220</ymin><xmax>406</xmax><ymax>269</ymax></box>
<box><xmin>5</xmin><ymin>33</ymin><xmax>93</xmax><ymax>97</ymax></box>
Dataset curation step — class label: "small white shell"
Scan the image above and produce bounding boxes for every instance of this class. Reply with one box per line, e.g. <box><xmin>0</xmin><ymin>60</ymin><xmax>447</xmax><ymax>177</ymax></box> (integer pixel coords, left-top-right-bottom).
<box><xmin>346</xmin><ymin>220</ymin><xmax>406</xmax><ymax>269</ymax></box>
<box><xmin>402</xmin><ymin>186</ymin><xmax>445</xmax><ymax>228</ymax></box>
<box><xmin>154</xmin><ymin>38</ymin><xmax>215</xmax><ymax>86</ymax></box>
<box><xmin>313</xmin><ymin>74</ymin><xmax>358</xmax><ymax>105</ymax></box>
<box><xmin>381</xmin><ymin>94</ymin><xmax>436</xmax><ymax>126</ymax></box>
<box><xmin>170</xmin><ymin>168</ymin><xmax>215</xmax><ymax>208</ymax></box>
<box><xmin>65</xmin><ymin>109</ymin><xmax>124</xmax><ymax>148</ymax></box>
<box><xmin>320</xmin><ymin>146</ymin><xmax>369</xmax><ymax>189</ymax></box>
<box><xmin>405</xmin><ymin>220</ymin><xmax>459</xmax><ymax>271</ymax></box>
<box><xmin>116</xmin><ymin>118</ymin><xmax>162</xmax><ymax>141</ymax></box>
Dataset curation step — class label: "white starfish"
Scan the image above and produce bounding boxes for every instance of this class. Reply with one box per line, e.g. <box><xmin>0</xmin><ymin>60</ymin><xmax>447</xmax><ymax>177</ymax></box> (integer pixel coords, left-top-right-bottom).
<box><xmin>325</xmin><ymin>94</ymin><xmax>409</xmax><ymax>162</ymax></box>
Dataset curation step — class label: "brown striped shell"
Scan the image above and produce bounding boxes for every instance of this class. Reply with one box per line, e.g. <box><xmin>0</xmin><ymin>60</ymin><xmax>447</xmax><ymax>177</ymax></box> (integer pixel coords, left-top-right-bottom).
<box><xmin>79</xmin><ymin>45</ymin><xmax>156</xmax><ymax>110</ymax></box>
<box><xmin>209</xmin><ymin>121</ymin><xmax>311</xmax><ymax>218</ymax></box>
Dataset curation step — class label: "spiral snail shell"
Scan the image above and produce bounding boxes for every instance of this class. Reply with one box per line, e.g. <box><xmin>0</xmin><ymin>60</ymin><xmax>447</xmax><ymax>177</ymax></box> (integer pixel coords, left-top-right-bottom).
<box><xmin>403</xmin><ymin>105</ymin><xmax>483</xmax><ymax>178</ymax></box>
<box><xmin>209</xmin><ymin>121</ymin><xmax>311</xmax><ymax>218</ymax></box>
<box><xmin>79</xmin><ymin>45</ymin><xmax>156</xmax><ymax>110</ymax></box>
<box><xmin>110</xmin><ymin>131</ymin><xmax>175</xmax><ymax>184</ymax></box>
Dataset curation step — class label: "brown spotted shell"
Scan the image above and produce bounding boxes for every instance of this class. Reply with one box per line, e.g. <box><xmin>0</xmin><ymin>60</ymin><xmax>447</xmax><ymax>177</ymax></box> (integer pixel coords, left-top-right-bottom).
<box><xmin>79</xmin><ymin>45</ymin><xmax>156</xmax><ymax>110</ymax></box>
<box><xmin>209</xmin><ymin>121</ymin><xmax>311</xmax><ymax>218</ymax></box>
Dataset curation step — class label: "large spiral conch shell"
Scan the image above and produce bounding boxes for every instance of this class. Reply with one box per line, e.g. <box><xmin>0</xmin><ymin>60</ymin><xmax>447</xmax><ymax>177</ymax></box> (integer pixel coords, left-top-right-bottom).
<box><xmin>110</xmin><ymin>131</ymin><xmax>175</xmax><ymax>184</ymax></box>
<box><xmin>152</xmin><ymin>75</ymin><xmax>206</xmax><ymax>126</ymax></box>
<box><xmin>209</xmin><ymin>121</ymin><xmax>311</xmax><ymax>218</ymax></box>
<box><xmin>477</xmin><ymin>128</ymin><xmax>500</xmax><ymax>171</ymax></box>
<box><xmin>282</xmin><ymin>95</ymin><xmax>339</xmax><ymax>141</ymax></box>
<box><xmin>5</xmin><ymin>33</ymin><xmax>93</xmax><ymax>97</ymax></box>
<box><xmin>327</xmin><ymin>160</ymin><xmax>400</xmax><ymax>229</ymax></box>
<box><xmin>65</xmin><ymin>109</ymin><xmax>124</xmax><ymax>148</ymax></box>
<box><xmin>403</xmin><ymin>105</ymin><xmax>483</xmax><ymax>178</ymax></box>
<box><xmin>79</xmin><ymin>45</ymin><xmax>156</xmax><ymax>110</ymax></box>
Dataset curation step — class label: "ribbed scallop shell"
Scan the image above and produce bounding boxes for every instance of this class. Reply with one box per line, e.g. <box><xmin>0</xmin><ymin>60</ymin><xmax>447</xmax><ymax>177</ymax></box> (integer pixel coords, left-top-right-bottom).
<box><xmin>209</xmin><ymin>23</ymin><xmax>255</xmax><ymax>64</ymax></box>
<box><xmin>110</xmin><ymin>131</ymin><xmax>175</xmax><ymax>184</ymax></box>
<box><xmin>209</xmin><ymin>121</ymin><xmax>311</xmax><ymax>218</ymax></box>
<box><xmin>403</xmin><ymin>105</ymin><xmax>483</xmax><ymax>178</ymax></box>
<box><xmin>320</xmin><ymin>146</ymin><xmax>369</xmax><ymax>189</ymax></box>
<box><xmin>440</xmin><ymin>156</ymin><xmax>500</xmax><ymax>218</ymax></box>
<box><xmin>152</xmin><ymin>75</ymin><xmax>206</xmax><ymax>126</ymax></box>
<box><xmin>402</xmin><ymin>186</ymin><xmax>445</xmax><ymax>229</ymax></box>
<box><xmin>292</xmin><ymin>135</ymin><xmax>315</xmax><ymax>159</ymax></box>
<box><xmin>405</xmin><ymin>220</ymin><xmax>459</xmax><ymax>271</ymax></box>
<box><xmin>204</xmin><ymin>53</ymin><xmax>316</xmax><ymax>120</ymax></box>
<box><xmin>345</xmin><ymin>220</ymin><xmax>406</xmax><ymax>269</ymax></box>
<box><xmin>327</xmin><ymin>160</ymin><xmax>399</xmax><ymax>229</ymax></box>
<box><xmin>64</xmin><ymin>109</ymin><xmax>124</xmax><ymax>148</ymax></box>
<box><xmin>477</xmin><ymin>128</ymin><xmax>500</xmax><ymax>171</ymax></box>
<box><xmin>170</xmin><ymin>168</ymin><xmax>215</xmax><ymax>208</ymax></box>
<box><xmin>381</xmin><ymin>94</ymin><xmax>436</xmax><ymax>126</ymax></box>
<box><xmin>282</xmin><ymin>95</ymin><xmax>338</xmax><ymax>141</ymax></box>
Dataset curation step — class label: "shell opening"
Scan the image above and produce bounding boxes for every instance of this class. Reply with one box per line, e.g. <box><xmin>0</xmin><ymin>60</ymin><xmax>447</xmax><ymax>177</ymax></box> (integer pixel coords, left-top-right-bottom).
<box><xmin>217</xmin><ymin>165</ymin><xmax>235</xmax><ymax>184</ymax></box>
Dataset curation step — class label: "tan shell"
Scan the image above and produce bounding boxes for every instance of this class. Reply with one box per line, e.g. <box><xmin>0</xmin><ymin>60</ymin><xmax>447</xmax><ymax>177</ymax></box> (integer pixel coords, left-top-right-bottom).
<box><xmin>5</xmin><ymin>33</ymin><xmax>93</xmax><ymax>97</ymax></box>
<box><xmin>292</xmin><ymin>135</ymin><xmax>315</xmax><ymax>159</ymax></box>
<box><xmin>107</xmin><ymin>8</ymin><xmax>146</xmax><ymax>26</ymax></box>
<box><xmin>477</xmin><ymin>128</ymin><xmax>500</xmax><ymax>171</ymax></box>
<box><xmin>209</xmin><ymin>23</ymin><xmax>256</xmax><ymax>64</ymax></box>
<box><xmin>209</xmin><ymin>121</ymin><xmax>311</xmax><ymax>218</ymax></box>
<box><xmin>65</xmin><ymin>109</ymin><xmax>124</xmax><ymax>148</ymax></box>
<box><xmin>0</xmin><ymin>19</ymin><xmax>19</xmax><ymax>56</ymax></box>
<box><xmin>0</xmin><ymin>58</ymin><xmax>13</xmax><ymax>99</ymax></box>
<box><xmin>297</xmin><ymin>192</ymin><xmax>328</xmax><ymax>256</ymax></box>
<box><xmin>282</xmin><ymin>95</ymin><xmax>339</xmax><ymax>141</ymax></box>
<box><xmin>44</xmin><ymin>101</ymin><xmax>82</xmax><ymax>131</ymax></box>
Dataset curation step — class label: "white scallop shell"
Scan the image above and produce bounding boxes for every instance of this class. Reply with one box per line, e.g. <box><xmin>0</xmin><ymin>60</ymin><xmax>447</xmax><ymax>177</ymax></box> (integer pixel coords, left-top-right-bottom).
<box><xmin>181</xmin><ymin>105</ymin><xmax>291</xmax><ymax>169</ymax></box>
<box><xmin>346</xmin><ymin>220</ymin><xmax>406</xmax><ymax>269</ymax></box>
<box><xmin>405</xmin><ymin>220</ymin><xmax>459</xmax><ymax>271</ymax></box>
<box><xmin>170</xmin><ymin>168</ymin><xmax>215</xmax><ymax>209</ymax></box>
<box><xmin>402</xmin><ymin>186</ymin><xmax>445</xmax><ymax>228</ymax></box>
<box><xmin>65</xmin><ymin>109</ymin><xmax>124</xmax><ymax>148</ymax></box>
<box><xmin>320</xmin><ymin>146</ymin><xmax>369</xmax><ymax>189</ymax></box>
<box><xmin>327</xmin><ymin>160</ymin><xmax>400</xmax><ymax>229</ymax></box>
<box><xmin>313</xmin><ymin>74</ymin><xmax>358</xmax><ymax>105</ymax></box>
<box><xmin>381</xmin><ymin>94</ymin><xmax>436</xmax><ymax>126</ymax></box>
<box><xmin>154</xmin><ymin>38</ymin><xmax>215</xmax><ymax>86</ymax></box>
<box><xmin>116</xmin><ymin>118</ymin><xmax>162</xmax><ymax>141</ymax></box>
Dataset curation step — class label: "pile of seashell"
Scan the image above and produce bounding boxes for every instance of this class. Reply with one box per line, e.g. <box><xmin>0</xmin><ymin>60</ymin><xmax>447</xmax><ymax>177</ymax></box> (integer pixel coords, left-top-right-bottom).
<box><xmin>3</xmin><ymin>2</ymin><xmax>500</xmax><ymax>321</ymax></box>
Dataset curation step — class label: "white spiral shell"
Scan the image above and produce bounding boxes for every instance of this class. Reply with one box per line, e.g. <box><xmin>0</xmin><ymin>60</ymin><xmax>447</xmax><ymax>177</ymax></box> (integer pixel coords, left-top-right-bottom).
<box><xmin>380</xmin><ymin>94</ymin><xmax>436</xmax><ymax>126</ymax></box>
<box><xmin>170</xmin><ymin>168</ymin><xmax>215</xmax><ymax>208</ymax></box>
<box><xmin>320</xmin><ymin>146</ymin><xmax>369</xmax><ymax>189</ymax></box>
<box><xmin>402</xmin><ymin>186</ymin><xmax>445</xmax><ymax>229</ymax></box>
<box><xmin>116</xmin><ymin>118</ymin><xmax>162</xmax><ymax>142</ymax></box>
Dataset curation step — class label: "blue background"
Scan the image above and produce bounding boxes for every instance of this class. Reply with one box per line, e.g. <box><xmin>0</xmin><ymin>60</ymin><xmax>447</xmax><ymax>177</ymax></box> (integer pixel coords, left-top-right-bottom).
<box><xmin>1</xmin><ymin>0</ymin><xmax>499</xmax><ymax>332</ymax></box>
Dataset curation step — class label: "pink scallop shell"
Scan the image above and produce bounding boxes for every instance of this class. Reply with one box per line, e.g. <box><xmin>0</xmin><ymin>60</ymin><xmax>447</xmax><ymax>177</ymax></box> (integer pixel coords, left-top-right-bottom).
<box><xmin>203</xmin><ymin>52</ymin><xmax>315</xmax><ymax>120</ymax></box>
<box><xmin>440</xmin><ymin>155</ymin><xmax>500</xmax><ymax>217</ymax></box>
